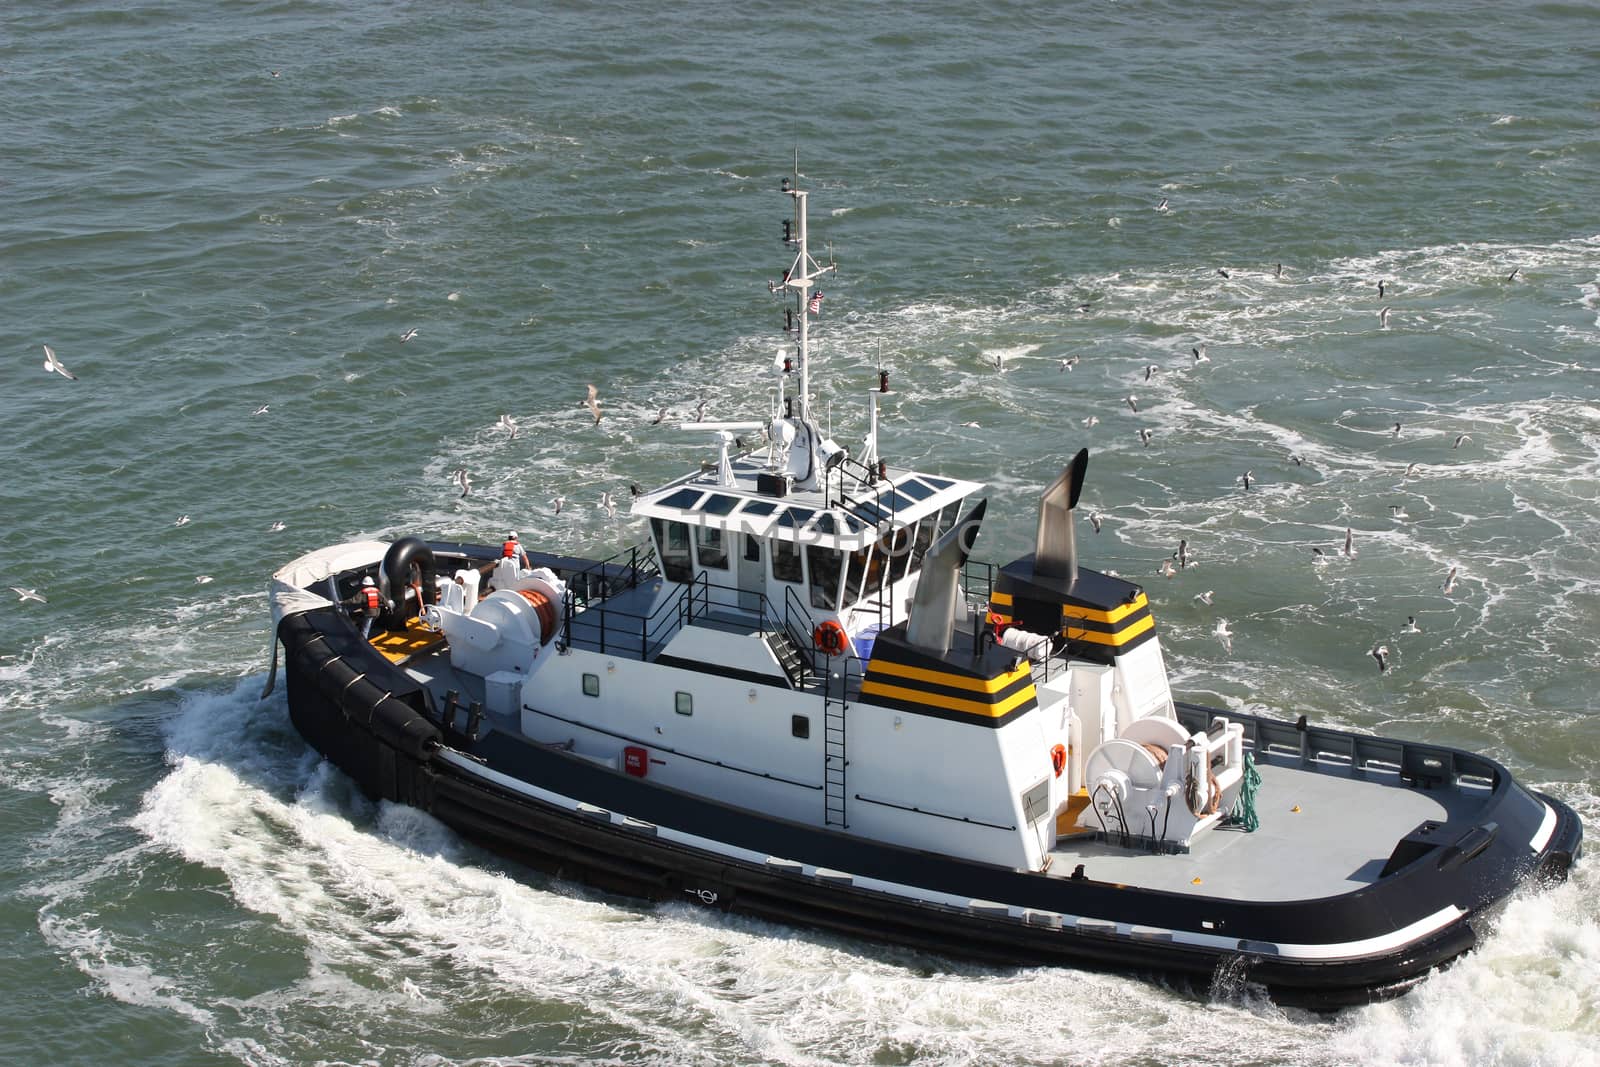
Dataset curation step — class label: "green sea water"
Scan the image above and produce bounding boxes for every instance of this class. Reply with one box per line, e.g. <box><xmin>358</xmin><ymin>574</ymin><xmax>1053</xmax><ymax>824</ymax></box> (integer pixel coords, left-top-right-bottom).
<box><xmin>2</xmin><ymin>2</ymin><xmax>1597</xmax><ymax>1063</ymax></box>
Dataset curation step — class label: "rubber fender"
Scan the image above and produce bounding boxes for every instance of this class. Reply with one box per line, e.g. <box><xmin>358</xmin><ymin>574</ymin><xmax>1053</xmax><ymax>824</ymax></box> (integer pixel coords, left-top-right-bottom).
<box><xmin>342</xmin><ymin>676</ymin><xmax>391</xmax><ymax>730</ymax></box>
<box><xmin>315</xmin><ymin>655</ymin><xmax>363</xmax><ymax>703</ymax></box>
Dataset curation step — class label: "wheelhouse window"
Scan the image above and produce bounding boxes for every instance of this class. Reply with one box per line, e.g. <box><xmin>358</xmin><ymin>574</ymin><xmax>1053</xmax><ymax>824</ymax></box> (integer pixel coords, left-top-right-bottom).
<box><xmin>885</xmin><ymin>524</ymin><xmax>915</xmax><ymax>583</ymax></box>
<box><xmin>695</xmin><ymin>525</ymin><xmax>728</xmax><ymax>570</ymax></box>
<box><xmin>772</xmin><ymin>536</ymin><xmax>803</xmax><ymax>583</ymax></box>
<box><xmin>844</xmin><ymin>544</ymin><xmax>870</xmax><ymax>604</ymax></box>
<box><xmin>651</xmin><ymin>517</ymin><xmax>693</xmax><ymax>583</ymax></box>
<box><xmin>806</xmin><ymin>544</ymin><xmax>844</xmax><ymax>610</ymax></box>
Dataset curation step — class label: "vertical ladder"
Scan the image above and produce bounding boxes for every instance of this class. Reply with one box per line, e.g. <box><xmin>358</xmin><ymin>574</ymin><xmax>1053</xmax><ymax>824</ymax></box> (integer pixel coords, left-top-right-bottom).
<box><xmin>823</xmin><ymin>672</ymin><xmax>848</xmax><ymax>827</ymax></box>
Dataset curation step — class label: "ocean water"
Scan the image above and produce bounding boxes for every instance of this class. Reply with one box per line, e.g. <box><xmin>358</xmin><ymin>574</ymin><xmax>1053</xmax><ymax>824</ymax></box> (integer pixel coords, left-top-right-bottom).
<box><xmin>2</xmin><ymin>1</ymin><xmax>1598</xmax><ymax>1064</ymax></box>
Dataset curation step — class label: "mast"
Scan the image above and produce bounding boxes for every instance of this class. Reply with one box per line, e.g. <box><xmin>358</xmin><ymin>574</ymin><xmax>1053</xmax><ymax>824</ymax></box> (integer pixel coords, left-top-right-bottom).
<box><xmin>774</xmin><ymin>154</ymin><xmax>836</xmax><ymax>490</ymax></box>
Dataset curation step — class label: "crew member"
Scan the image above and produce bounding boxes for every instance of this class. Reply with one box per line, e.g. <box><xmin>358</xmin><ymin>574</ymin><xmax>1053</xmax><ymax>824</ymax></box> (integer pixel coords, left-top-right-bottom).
<box><xmin>346</xmin><ymin>575</ymin><xmax>383</xmax><ymax>639</ymax></box>
<box><xmin>503</xmin><ymin>530</ymin><xmax>531</xmax><ymax>570</ymax></box>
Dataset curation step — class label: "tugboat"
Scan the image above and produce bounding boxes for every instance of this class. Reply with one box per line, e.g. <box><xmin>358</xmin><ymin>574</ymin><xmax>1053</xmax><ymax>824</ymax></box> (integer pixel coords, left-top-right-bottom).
<box><xmin>267</xmin><ymin>170</ymin><xmax>1580</xmax><ymax>1008</ymax></box>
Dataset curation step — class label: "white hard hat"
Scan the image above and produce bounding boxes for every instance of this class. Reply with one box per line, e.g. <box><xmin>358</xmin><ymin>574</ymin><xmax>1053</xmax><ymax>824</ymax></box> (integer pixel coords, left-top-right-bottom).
<box><xmin>508</xmin><ymin>531</ymin><xmax>518</xmax><ymax>540</ymax></box>
<box><xmin>362</xmin><ymin>576</ymin><xmax>375</xmax><ymax>586</ymax></box>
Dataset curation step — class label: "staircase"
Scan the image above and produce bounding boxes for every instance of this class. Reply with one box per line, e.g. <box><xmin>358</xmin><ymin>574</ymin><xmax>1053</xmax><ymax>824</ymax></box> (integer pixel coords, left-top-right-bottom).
<box><xmin>765</xmin><ymin>630</ymin><xmax>809</xmax><ymax>688</ymax></box>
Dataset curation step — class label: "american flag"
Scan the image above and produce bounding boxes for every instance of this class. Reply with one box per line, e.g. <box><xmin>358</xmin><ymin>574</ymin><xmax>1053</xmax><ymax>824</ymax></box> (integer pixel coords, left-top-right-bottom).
<box><xmin>808</xmin><ymin>291</ymin><xmax>824</xmax><ymax>314</ymax></box>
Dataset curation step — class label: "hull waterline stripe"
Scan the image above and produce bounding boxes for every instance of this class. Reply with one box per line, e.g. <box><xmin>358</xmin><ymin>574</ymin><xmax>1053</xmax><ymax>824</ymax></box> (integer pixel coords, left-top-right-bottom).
<box><xmin>432</xmin><ymin>749</ymin><xmax>1470</xmax><ymax>963</ymax></box>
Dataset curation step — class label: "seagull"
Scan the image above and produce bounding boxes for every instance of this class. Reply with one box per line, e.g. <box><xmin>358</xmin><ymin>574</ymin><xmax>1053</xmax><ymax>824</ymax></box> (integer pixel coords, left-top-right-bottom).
<box><xmin>585</xmin><ymin>383</ymin><xmax>602</xmax><ymax>424</ymax></box>
<box><xmin>268</xmin><ymin>520</ymin><xmax>286</xmax><ymax>532</ymax></box>
<box><xmin>1156</xmin><ymin>198</ymin><xmax>1169</xmax><ymax>213</ymax></box>
<box><xmin>42</xmin><ymin>345</ymin><xmax>78</xmax><ymax>380</ymax></box>
<box><xmin>695</xmin><ymin>398</ymin><xmax>708</xmax><ymax>422</ymax></box>
<box><xmin>1452</xmin><ymin>433</ymin><xmax>1471</xmax><ymax>449</ymax></box>
<box><xmin>1075</xmin><ymin>303</ymin><xmax>1092</xmax><ymax>313</ymax></box>
<box><xmin>252</xmin><ymin>404</ymin><xmax>270</xmax><ymax>416</ymax></box>
<box><xmin>1158</xmin><ymin>559</ymin><xmax>1176</xmax><ymax>578</ymax></box>
<box><xmin>1392</xmin><ymin>422</ymin><xmax>1402</xmax><ymax>437</ymax></box>
<box><xmin>1217</xmin><ymin>268</ymin><xmax>1230</xmax><ymax>279</ymax></box>
<box><xmin>1138</xmin><ymin>428</ymin><xmax>1153</xmax><ymax>448</ymax></box>
<box><xmin>12</xmin><ymin>587</ymin><xmax>45</xmax><ymax>603</ymax></box>
<box><xmin>1379</xmin><ymin>306</ymin><xmax>1392</xmax><ymax>329</ymax></box>
<box><xmin>1194</xmin><ymin>590</ymin><xmax>1214</xmax><ymax>605</ymax></box>
<box><xmin>195</xmin><ymin>574</ymin><xmax>214</xmax><ymax>585</ymax></box>
<box><xmin>399</xmin><ymin>327</ymin><xmax>419</xmax><ymax>343</ymax></box>
<box><xmin>651</xmin><ymin>406</ymin><xmax>667</xmax><ymax>425</ymax></box>
<box><xmin>1274</xmin><ymin>263</ymin><xmax>1283</xmax><ymax>278</ymax></box>
<box><xmin>1144</xmin><ymin>363</ymin><xmax>1159</xmax><ymax>381</ymax></box>
<box><xmin>1403</xmin><ymin>462</ymin><xmax>1420</xmax><ymax>479</ymax></box>
<box><xmin>1081</xmin><ymin>415</ymin><xmax>1099</xmax><ymax>428</ymax></box>
<box><xmin>1370</xmin><ymin>642</ymin><xmax>1389</xmax><ymax>673</ymax></box>
<box><xmin>1088</xmin><ymin>511</ymin><xmax>1103</xmax><ymax>534</ymax></box>
<box><xmin>628</xmin><ymin>481</ymin><xmax>644</xmax><ymax>498</ymax></box>
<box><xmin>174</xmin><ymin>514</ymin><xmax>191</xmax><ymax>527</ymax></box>
<box><xmin>1343</xmin><ymin>527</ymin><xmax>1356</xmax><ymax>558</ymax></box>
<box><xmin>599</xmin><ymin>491</ymin><xmax>618</xmax><ymax>520</ymax></box>
<box><xmin>1401</xmin><ymin>616</ymin><xmax>1422</xmax><ymax>634</ymax></box>
<box><xmin>497</xmin><ymin>413</ymin><xmax>519</xmax><ymax>439</ymax></box>
<box><xmin>1442</xmin><ymin>566</ymin><xmax>1458</xmax><ymax>595</ymax></box>
<box><xmin>989</xmin><ymin>351</ymin><xmax>1007</xmax><ymax>372</ymax></box>
<box><xmin>1214</xmin><ymin>618</ymin><xmax>1233</xmax><ymax>653</ymax></box>
<box><xmin>1125</xmin><ymin>395</ymin><xmax>1139</xmax><ymax>413</ymax></box>
<box><xmin>1507</xmin><ymin>268</ymin><xmax>1519</xmax><ymax>282</ymax></box>
<box><xmin>1311</xmin><ymin>546</ymin><xmax>1329</xmax><ymax>563</ymax></box>
<box><xmin>961</xmin><ymin>420</ymin><xmax>981</xmax><ymax>428</ymax></box>
<box><xmin>1191</xmin><ymin>345</ymin><xmax>1210</xmax><ymax>364</ymax></box>
<box><xmin>1377</xmin><ymin>281</ymin><xmax>1386</xmax><ymax>299</ymax></box>
<box><xmin>1176</xmin><ymin>538</ymin><xmax>1189</xmax><ymax>569</ymax></box>
<box><xmin>1240</xmin><ymin>470</ymin><xmax>1254</xmax><ymax>491</ymax></box>
<box><xmin>1290</xmin><ymin>454</ymin><xmax>1303</xmax><ymax>466</ymax></box>
<box><xmin>1389</xmin><ymin>504</ymin><xmax>1409</xmax><ymax>520</ymax></box>
<box><xmin>1059</xmin><ymin>355</ymin><xmax>1079</xmax><ymax>372</ymax></box>
<box><xmin>551</xmin><ymin>495</ymin><xmax>566</xmax><ymax>515</ymax></box>
<box><xmin>453</xmin><ymin>468</ymin><xmax>471</xmax><ymax>498</ymax></box>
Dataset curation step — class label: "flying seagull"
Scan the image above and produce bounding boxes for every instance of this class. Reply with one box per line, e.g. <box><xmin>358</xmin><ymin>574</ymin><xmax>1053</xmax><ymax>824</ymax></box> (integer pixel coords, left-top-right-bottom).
<box><xmin>453</xmin><ymin>468</ymin><xmax>471</xmax><ymax>498</ymax></box>
<box><xmin>1214</xmin><ymin>618</ymin><xmax>1233</xmax><ymax>653</ymax></box>
<box><xmin>1176</xmin><ymin>538</ymin><xmax>1189</xmax><ymax>569</ymax></box>
<box><xmin>42</xmin><ymin>345</ymin><xmax>78</xmax><ymax>380</ymax></box>
<box><xmin>1144</xmin><ymin>364</ymin><xmax>1159</xmax><ymax>381</ymax></box>
<box><xmin>1389</xmin><ymin>504</ymin><xmax>1409</xmax><ymax>520</ymax></box>
<box><xmin>1379</xmin><ymin>306</ymin><xmax>1392</xmax><ymax>329</ymax></box>
<box><xmin>1158</xmin><ymin>559</ymin><xmax>1176</xmax><ymax>578</ymax></box>
<box><xmin>497</xmin><ymin>413</ymin><xmax>519</xmax><ymax>439</ymax></box>
<box><xmin>585</xmin><ymin>383</ymin><xmax>602</xmax><ymax>424</ymax></box>
<box><xmin>1378</xmin><ymin>280</ymin><xmax>1387</xmax><ymax>299</ymax></box>
<box><xmin>1217</xmin><ymin>268</ymin><xmax>1230</xmax><ymax>279</ymax></box>
<box><xmin>1343</xmin><ymin>527</ymin><xmax>1356</xmax><ymax>558</ymax></box>
<box><xmin>1442</xmin><ymin>566</ymin><xmax>1458</xmax><ymax>595</ymax></box>
<box><xmin>252</xmin><ymin>404</ymin><xmax>270</xmax><ymax>416</ymax></box>
<box><xmin>174</xmin><ymin>514</ymin><xmax>191</xmax><ymax>527</ymax></box>
<box><xmin>1088</xmin><ymin>511</ymin><xmax>1103</xmax><ymax>534</ymax></box>
<box><xmin>1138</xmin><ymin>428</ymin><xmax>1153</xmax><ymax>448</ymax></box>
<box><xmin>551</xmin><ymin>495</ymin><xmax>566</xmax><ymax>515</ymax></box>
<box><xmin>268</xmin><ymin>520</ymin><xmax>286</xmax><ymax>532</ymax></box>
<box><xmin>1452</xmin><ymin>433</ymin><xmax>1471</xmax><ymax>449</ymax></box>
<box><xmin>1125</xmin><ymin>395</ymin><xmax>1139</xmax><ymax>413</ymax></box>
<box><xmin>1059</xmin><ymin>355</ymin><xmax>1079</xmax><ymax>372</ymax></box>
<box><xmin>1392</xmin><ymin>422</ymin><xmax>1402</xmax><ymax>437</ymax></box>
<box><xmin>1240</xmin><ymin>470</ymin><xmax>1254</xmax><ymax>491</ymax></box>
<box><xmin>12</xmin><ymin>587</ymin><xmax>45</xmax><ymax>603</ymax></box>
<box><xmin>1370</xmin><ymin>642</ymin><xmax>1390</xmax><ymax>673</ymax></box>
<box><xmin>1156</xmin><ymin>198</ymin><xmax>1169</xmax><ymax>213</ymax></box>
<box><xmin>1082</xmin><ymin>415</ymin><xmax>1099</xmax><ymax>428</ymax></box>
<box><xmin>1401</xmin><ymin>616</ymin><xmax>1421</xmax><ymax>634</ymax></box>
<box><xmin>399</xmin><ymin>327</ymin><xmax>419</xmax><ymax>343</ymax></box>
<box><xmin>1194</xmin><ymin>589</ymin><xmax>1214</xmax><ymax>605</ymax></box>
<box><xmin>651</xmin><ymin>406</ymin><xmax>668</xmax><ymax>425</ymax></box>
<box><xmin>1192</xmin><ymin>345</ymin><xmax>1210</xmax><ymax>364</ymax></box>
<box><xmin>195</xmin><ymin>575</ymin><xmax>214</xmax><ymax>585</ymax></box>
<box><xmin>1507</xmin><ymin>268</ymin><xmax>1519</xmax><ymax>282</ymax></box>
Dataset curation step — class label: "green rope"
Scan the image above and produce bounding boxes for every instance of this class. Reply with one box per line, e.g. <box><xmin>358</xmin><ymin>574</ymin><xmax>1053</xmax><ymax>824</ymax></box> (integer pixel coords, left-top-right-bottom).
<box><xmin>1225</xmin><ymin>751</ymin><xmax>1262</xmax><ymax>833</ymax></box>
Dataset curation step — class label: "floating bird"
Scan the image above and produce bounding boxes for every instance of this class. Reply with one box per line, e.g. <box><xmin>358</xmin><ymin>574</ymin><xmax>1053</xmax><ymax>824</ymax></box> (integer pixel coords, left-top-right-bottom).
<box><xmin>1088</xmin><ymin>511</ymin><xmax>1103</xmax><ymax>534</ymax></box>
<box><xmin>1059</xmin><ymin>355</ymin><xmax>1079</xmax><ymax>372</ymax></box>
<box><xmin>12</xmin><ymin>587</ymin><xmax>45</xmax><ymax>603</ymax></box>
<box><xmin>1240</xmin><ymin>470</ymin><xmax>1254</xmax><ymax>491</ymax></box>
<box><xmin>1191</xmin><ymin>345</ymin><xmax>1210</xmax><ymax>365</ymax></box>
<box><xmin>1452</xmin><ymin>433</ymin><xmax>1471</xmax><ymax>449</ymax></box>
<box><xmin>1379</xmin><ymin>306</ymin><xmax>1392</xmax><ymax>329</ymax></box>
<box><xmin>1401</xmin><ymin>616</ymin><xmax>1421</xmax><ymax>634</ymax></box>
<box><xmin>551</xmin><ymin>495</ymin><xmax>566</xmax><ymax>515</ymax></box>
<box><xmin>1081</xmin><ymin>415</ymin><xmax>1099</xmax><ymax>428</ymax></box>
<box><xmin>453</xmin><ymin>468</ymin><xmax>471</xmax><ymax>498</ymax></box>
<box><xmin>1125</xmin><ymin>395</ymin><xmax>1139</xmax><ymax>413</ymax></box>
<box><xmin>1217</xmin><ymin>268</ymin><xmax>1230</xmax><ymax>279</ymax></box>
<box><xmin>1389</xmin><ymin>504</ymin><xmax>1409</xmax><ymax>520</ymax></box>
<box><xmin>174</xmin><ymin>514</ymin><xmax>191</xmax><ymax>527</ymax></box>
<box><xmin>268</xmin><ymin>520</ymin><xmax>286</xmax><ymax>532</ymax></box>
<box><xmin>1442</xmin><ymin>566</ymin><xmax>1458</xmax><ymax>595</ymax></box>
<box><xmin>1144</xmin><ymin>364</ymin><xmax>1159</xmax><ymax>381</ymax></box>
<box><xmin>1138</xmin><ymin>428</ymin><xmax>1153</xmax><ymax>448</ymax></box>
<box><xmin>1214</xmin><ymin>619</ymin><xmax>1233</xmax><ymax>653</ymax></box>
<box><xmin>1158</xmin><ymin>559</ymin><xmax>1176</xmax><ymax>578</ymax></box>
<box><xmin>399</xmin><ymin>327</ymin><xmax>419</xmax><ymax>343</ymax></box>
<box><xmin>1176</xmin><ymin>538</ymin><xmax>1189</xmax><ymax>569</ymax></box>
<box><xmin>1156</xmin><ymin>198</ymin><xmax>1169</xmax><ymax>213</ymax></box>
<box><xmin>585</xmin><ymin>383</ymin><xmax>603</xmax><ymax>424</ymax></box>
<box><xmin>252</xmin><ymin>404</ymin><xmax>270</xmax><ymax>416</ymax></box>
<box><xmin>1370</xmin><ymin>642</ymin><xmax>1389</xmax><ymax>673</ymax></box>
<box><xmin>1194</xmin><ymin>590</ymin><xmax>1215</xmax><ymax>605</ymax></box>
<box><xmin>41</xmin><ymin>345</ymin><xmax>78</xmax><ymax>380</ymax></box>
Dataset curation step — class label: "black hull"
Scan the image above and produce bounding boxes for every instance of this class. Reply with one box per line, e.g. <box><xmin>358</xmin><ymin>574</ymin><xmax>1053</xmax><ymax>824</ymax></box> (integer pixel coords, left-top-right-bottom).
<box><xmin>277</xmin><ymin>606</ymin><xmax>1582</xmax><ymax>1010</ymax></box>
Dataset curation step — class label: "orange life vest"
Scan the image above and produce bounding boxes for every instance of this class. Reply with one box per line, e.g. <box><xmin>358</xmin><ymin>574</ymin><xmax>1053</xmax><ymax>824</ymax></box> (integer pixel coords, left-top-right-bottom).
<box><xmin>503</xmin><ymin>539</ymin><xmax>519</xmax><ymax>558</ymax></box>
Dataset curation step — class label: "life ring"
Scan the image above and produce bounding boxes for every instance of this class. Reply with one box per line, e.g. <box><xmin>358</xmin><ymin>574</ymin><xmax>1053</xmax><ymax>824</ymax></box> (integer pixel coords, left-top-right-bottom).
<box><xmin>813</xmin><ymin>619</ymin><xmax>847</xmax><ymax>656</ymax></box>
<box><xmin>1050</xmin><ymin>743</ymin><xmax>1067</xmax><ymax>778</ymax></box>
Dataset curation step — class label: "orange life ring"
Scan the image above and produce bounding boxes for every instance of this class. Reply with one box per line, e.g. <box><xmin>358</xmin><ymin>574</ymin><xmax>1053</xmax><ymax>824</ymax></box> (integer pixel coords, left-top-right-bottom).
<box><xmin>1050</xmin><ymin>743</ymin><xmax>1067</xmax><ymax>778</ymax></box>
<box><xmin>813</xmin><ymin>620</ymin><xmax>847</xmax><ymax>656</ymax></box>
